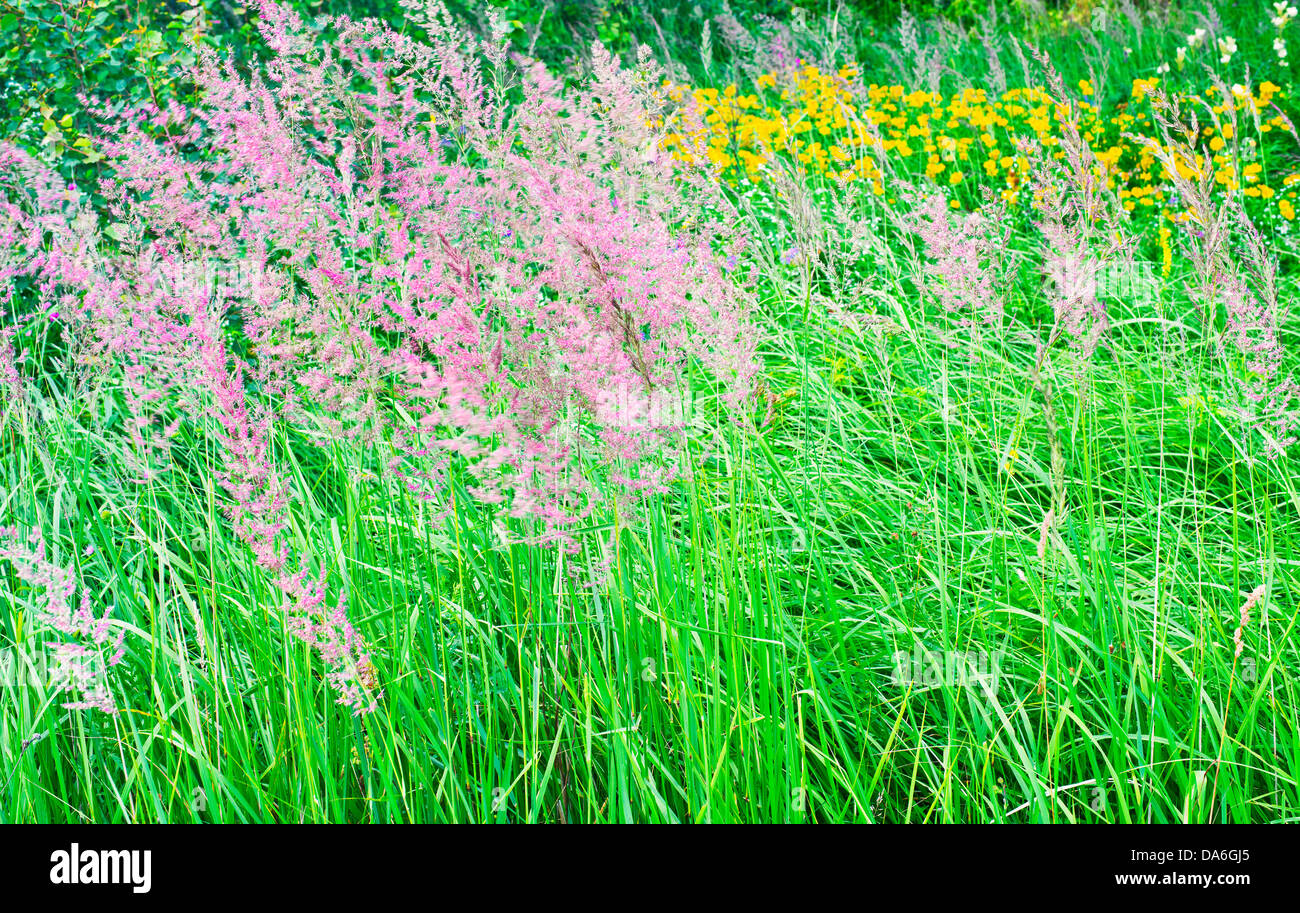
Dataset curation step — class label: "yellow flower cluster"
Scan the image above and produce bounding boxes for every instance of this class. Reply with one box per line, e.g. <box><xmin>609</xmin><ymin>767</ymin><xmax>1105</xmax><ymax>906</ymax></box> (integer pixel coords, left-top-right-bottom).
<box><xmin>664</xmin><ymin>66</ymin><xmax>1298</xmax><ymax>267</ymax></box>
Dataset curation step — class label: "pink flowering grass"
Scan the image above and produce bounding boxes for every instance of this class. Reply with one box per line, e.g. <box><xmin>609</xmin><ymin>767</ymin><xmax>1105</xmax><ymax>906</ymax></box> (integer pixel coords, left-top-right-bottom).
<box><xmin>906</xmin><ymin>192</ymin><xmax>1009</xmax><ymax>338</ymax></box>
<box><xmin>0</xmin><ymin>528</ymin><xmax>126</xmax><ymax>714</ymax></box>
<box><xmin>0</xmin><ymin>1</ymin><xmax>756</xmax><ymax>711</ymax></box>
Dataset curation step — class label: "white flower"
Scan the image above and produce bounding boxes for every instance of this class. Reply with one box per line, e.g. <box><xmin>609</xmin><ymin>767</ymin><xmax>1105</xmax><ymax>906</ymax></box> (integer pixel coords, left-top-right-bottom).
<box><xmin>1176</xmin><ymin>46</ymin><xmax>1188</xmax><ymax>66</ymax></box>
<box><xmin>1157</xmin><ymin>62</ymin><xmax>1171</xmax><ymax>74</ymax></box>
<box><xmin>1219</xmin><ymin>36</ymin><xmax>1238</xmax><ymax>64</ymax></box>
<box><xmin>1278</xmin><ymin>37</ymin><xmax>1290</xmax><ymax>59</ymax></box>
<box><xmin>1188</xmin><ymin>28</ymin><xmax>1208</xmax><ymax>48</ymax></box>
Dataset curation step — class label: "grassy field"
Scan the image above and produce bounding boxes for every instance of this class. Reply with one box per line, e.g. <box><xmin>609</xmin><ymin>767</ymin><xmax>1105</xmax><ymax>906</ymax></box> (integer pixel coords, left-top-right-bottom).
<box><xmin>1</xmin><ymin>0</ymin><xmax>1299</xmax><ymax>823</ymax></box>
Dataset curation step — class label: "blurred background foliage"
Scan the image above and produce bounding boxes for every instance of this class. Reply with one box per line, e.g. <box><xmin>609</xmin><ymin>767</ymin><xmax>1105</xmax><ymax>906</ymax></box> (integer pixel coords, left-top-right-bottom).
<box><xmin>2</xmin><ymin>0</ymin><xmax>249</xmax><ymax>193</ymax></box>
<box><xmin>2</xmin><ymin>0</ymin><xmax>1288</xmax><ymax>194</ymax></box>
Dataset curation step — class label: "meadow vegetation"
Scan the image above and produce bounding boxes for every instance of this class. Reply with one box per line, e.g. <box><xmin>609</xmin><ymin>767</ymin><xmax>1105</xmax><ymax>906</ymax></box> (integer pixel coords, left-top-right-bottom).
<box><xmin>1</xmin><ymin>0</ymin><xmax>1298</xmax><ymax>823</ymax></box>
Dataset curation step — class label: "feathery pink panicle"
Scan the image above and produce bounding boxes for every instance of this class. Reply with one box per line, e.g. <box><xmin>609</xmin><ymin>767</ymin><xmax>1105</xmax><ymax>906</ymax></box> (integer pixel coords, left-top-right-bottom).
<box><xmin>908</xmin><ymin>194</ymin><xmax>1006</xmax><ymax>338</ymax></box>
<box><xmin>1038</xmin><ymin>211</ymin><xmax>1110</xmax><ymax>362</ymax></box>
<box><xmin>1219</xmin><ymin>274</ymin><xmax>1300</xmax><ymax>458</ymax></box>
<box><xmin>1036</xmin><ymin>509</ymin><xmax>1055</xmax><ymax>564</ymax></box>
<box><xmin>1234</xmin><ymin>584</ymin><xmax>1266</xmax><ymax>659</ymax></box>
<box><xmin>0</xmin><ymin>528</ymin><xmax>126</xmax><ymax>713</ymax></box>
<box><xmin>0</xmin><ymin>323</ymin><xmax>22</xmax><ymax>421</ymax></box>
<box><xmin>199</xmin><ymin>336</ymin><xmax>378</xmax><ymax>714</ymax></box>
